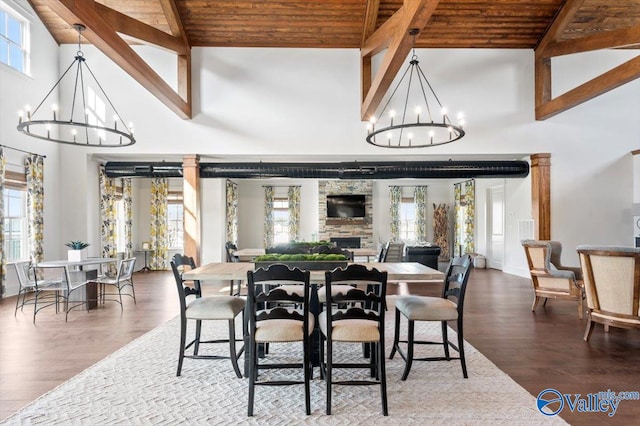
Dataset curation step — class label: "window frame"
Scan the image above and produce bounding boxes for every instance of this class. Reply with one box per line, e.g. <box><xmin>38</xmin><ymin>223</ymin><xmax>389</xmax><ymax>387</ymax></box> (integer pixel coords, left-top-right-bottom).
<box><xmin>399</xmin><ymin>196</ymin><xmax>417</xmax><ymax>242</ymax></box>
<box><xmin>167</xmin><ymin>191</ymin><xmax>184</xmax><ymax>250</ymax></box>
<box><xmin>3</xmin><ymin>170</ymin><xmax>28</xmax><ymax>261</ymax></box>
<box><xmin>272</xmin><ymin>197</ymin><xmax>290</xmax><ymax>244</ymax></box>
<box><xmin>0</xmin><ymin>1</ymin><xmax>31</xmax><ymax>75</ymax></box>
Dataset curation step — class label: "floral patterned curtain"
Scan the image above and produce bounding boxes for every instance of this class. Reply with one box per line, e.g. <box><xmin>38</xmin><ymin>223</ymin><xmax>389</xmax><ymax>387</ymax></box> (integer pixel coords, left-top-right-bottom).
<box><xmin>263</xmin><ymin>186</ymin><xmax>274</xmax><ymax>248</ymax></box>
<box><xmin>288</xmin><ymin>186</ymin><xmax>301</xmax><ymax>242</ymax></box>
<box><xmin>225</xmin><ymin>180</ymin><xmax>238</xmax><ymax>244</ymax></box>
<box><xmin>0</xmin><ymin>147</ymin><xmax>5</xmax><ymax>298</ymax></box>
<box><xmin>453</xmin><ymin>183</ymin><xmax>462</xmax><ymax>256</ymax></box>
<box><xmin>414</xmin><ymin>186</ymin><xmax>427</xmax><ymax>242</ymax></box>
<box><xmin>99</xmin><ymin>167</ymin><xmax>117</xmax><ymax>264</ymax></box>
<box><xmin>389</xmin><ymin>186</ymin><xmax>401</xmax><ymax>242</ymax></box>
<box><xmin>463</xmin><ymin>180</ymin><xmax>475</xmax><ymax>254</ymax></box>
<box><xmin>25</xmin><ymin>155</ymin><xmax>44</xmax><ymax>264</ymax></box>
<box><xmin>123</xmin><ymin>178</ymin><xmax>133</xmax><ymax>258</ymax></box>
<box><xmin>150</xmin><ymin>178</ymin><xmax>169</xmax><ymax>270</ymax></box>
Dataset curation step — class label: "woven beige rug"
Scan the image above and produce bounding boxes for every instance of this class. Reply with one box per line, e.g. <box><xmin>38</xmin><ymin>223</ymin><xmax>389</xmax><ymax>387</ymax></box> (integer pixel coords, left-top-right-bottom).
<box><xmin>1</xmin><ymin>311</ymin><xmax>566</xmax><ymax>425</ymax></box>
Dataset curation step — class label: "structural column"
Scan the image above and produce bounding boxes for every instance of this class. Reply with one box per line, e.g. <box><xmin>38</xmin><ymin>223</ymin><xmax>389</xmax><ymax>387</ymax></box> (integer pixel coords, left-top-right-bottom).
<box><xmin>182</xmin><ymin>155</ymin><xmax>201</xmax><ymax>264</ymax></box>
<box><xmin>633</xmin><ymin>150</ymin><xmax>640</xmax><ymax>247</ymax></box>
<box><xmin>530</xmin><ymin>153</ymin><xmax>551</xmax><ymax>240</ymax></box>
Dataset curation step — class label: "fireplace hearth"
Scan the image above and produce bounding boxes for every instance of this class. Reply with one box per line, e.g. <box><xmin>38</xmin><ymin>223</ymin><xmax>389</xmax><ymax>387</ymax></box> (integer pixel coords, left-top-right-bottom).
<box><xmin>331</xmin><ymin>237</ymin><xmax>361</xmax><ymax>249</ymax></box>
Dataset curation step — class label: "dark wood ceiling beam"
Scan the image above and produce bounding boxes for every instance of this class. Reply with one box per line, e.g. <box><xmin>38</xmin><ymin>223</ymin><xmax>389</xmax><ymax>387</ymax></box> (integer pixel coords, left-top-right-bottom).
<box><xmin>360</xmin><ymin>0</ymin><xmax>440</xmax><ymax>121</ymax></box>
<box><xmin>93</xmin><ymin>3</ymin><xmax>188</xmax><ymax>54</ymax></box>
<box><xmin>535</xmin><ymin>55</ymin><xmax>640</xmax><ymax>120</ymax></box>
<box><xmin>540</xmin><ymin>25</ymin><xmax>640</xmax><ymax>58</ymax></box>
<box><xmin>536</xmin><ymin>0</ymin><xmax>586</xmax><ymax>53</ymax></box>
<box><xmin>42</xmin><ymin>0</ymin><xmax>191</xmax><ymax>119</ymax></box>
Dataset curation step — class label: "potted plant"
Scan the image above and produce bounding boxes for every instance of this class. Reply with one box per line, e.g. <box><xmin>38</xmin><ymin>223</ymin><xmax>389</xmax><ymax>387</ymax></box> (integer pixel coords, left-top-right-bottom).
<box><xmin>65</xmin><ymin>240</ymin><xmax>90</xmax><ymax>262</ymax></box>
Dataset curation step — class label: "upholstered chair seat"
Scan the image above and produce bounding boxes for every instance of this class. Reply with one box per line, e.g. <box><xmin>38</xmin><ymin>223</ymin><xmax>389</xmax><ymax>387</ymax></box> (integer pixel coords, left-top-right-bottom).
<box><xmin>318</xmin><ymin>312</ymin><xmax>380</xmax><ymax>342</ymax></box>
<box><xmin>395</xmin><ymin>296</ymin><xmax>458</xmax><ymax>321</ymax></box>
<box><xmin>254</xmin><ymin>313</ymin><xmax>315</xmax><ymax>342</ymax></box>
<box><xmin>186</xmin><ymin>296</ymin><xmax>245</xmax><ymax>320</ymax></box>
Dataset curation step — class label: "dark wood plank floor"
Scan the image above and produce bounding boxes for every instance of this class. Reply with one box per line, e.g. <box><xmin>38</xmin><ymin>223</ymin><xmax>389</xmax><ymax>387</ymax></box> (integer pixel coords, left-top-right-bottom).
<box><xmin>1</xmin><ymin>269</ymin><xmax>639</xmax><ymax>424</ymax></box>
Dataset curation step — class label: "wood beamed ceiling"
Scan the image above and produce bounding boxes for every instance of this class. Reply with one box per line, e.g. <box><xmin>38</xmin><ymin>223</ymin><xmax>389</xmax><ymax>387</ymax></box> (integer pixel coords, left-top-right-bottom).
<box><xmin>28</xmin><ymin>0</ymin><xmax>640</xmax><ymax>121</ymax></box>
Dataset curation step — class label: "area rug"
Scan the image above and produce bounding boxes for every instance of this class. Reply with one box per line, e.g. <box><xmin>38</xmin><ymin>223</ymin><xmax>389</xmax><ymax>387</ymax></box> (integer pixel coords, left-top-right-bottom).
<box><xmin>1</xmin><ymin>311</ymin><xmax>566</xmax><ymax>425</ymax></box>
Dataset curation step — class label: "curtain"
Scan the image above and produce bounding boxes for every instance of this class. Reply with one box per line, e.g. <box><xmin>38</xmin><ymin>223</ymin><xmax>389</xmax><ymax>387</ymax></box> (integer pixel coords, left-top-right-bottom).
<box><xmin>150</xmin><ymin>178</ymin><xmax>169</xmax><ymax>270</ymax></box>
<box><xmin>288</xmin><ymin>186</ymin><xmax>301</xmax><ymax>242</ymax></box>
<box><xmin>25</xmin><ymin>154</ymin><xmax>44</xmax><ymax>264</ymax></box>
<box><xmin>99</xmin><ymin>167</ymin><xmax>117</xmax><ymax>268</ymax></box>
<box><xmin>414</xmin><ymin>186</ymin><xmax>427</xmax><ymax>242</ymax></box>
<box><xmin>453</xmin><ymin>183</ymin><xmax>462</xmax><ymax>257</ymax></box>
<box><xmin>263</xmin><ymin>186</ymin><xmax>274</xmax><ymax>248</ymax></box>
<box><xmin>0</xmin><ymin>148</ymin><xmax>5</xmax><ymax>298</ymax></box>
<box><xmin>464</xmin><ymin>180</ymin><xmax>476</xmax><ymax>254</ymax></box>
<box><xmin>123</xmin><ymin>178</ymin><xmax>133</xmax><ymax>259</ymax></box>
<box><xmin>225</xmin><ymin>180</ymin><xmax>238</xmax><ymax>245</ymax></box>
<box><xmin>389</xmin><ymin>186</ymin><xmax>401</xmax><ymax>242</ymax></box>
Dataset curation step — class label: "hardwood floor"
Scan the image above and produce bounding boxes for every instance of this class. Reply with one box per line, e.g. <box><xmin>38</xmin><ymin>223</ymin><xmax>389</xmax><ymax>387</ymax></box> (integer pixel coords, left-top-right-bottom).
<box><xmin>1</xmin><ymin>268</ymin><xmax>639</xmax><ymax>424</ymax></box>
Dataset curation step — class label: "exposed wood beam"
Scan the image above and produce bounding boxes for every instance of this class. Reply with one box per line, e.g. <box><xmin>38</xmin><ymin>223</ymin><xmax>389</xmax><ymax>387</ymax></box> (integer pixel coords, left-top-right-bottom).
<box><xmin>540</xmin><ymin>26</ymin><xmax>640</xmax><ymax>59</ymax></box>
<box><xmin>535</xmin><ymin>0</ymin><xmax>586</xmax><ymax>54</ymax></box>
<box><xmin>361</xmin><ymin>0</ymin><xmax>380</xmax><ymax>45</ymax></box>
<box><xmin>158</xmin><ymin>0</ymin><xmax>190</xmax><ymax>47</ymax></box>
<box><xmin>42</xmin><ymin>0</ymin><xmax>191</xmax><ymax>119</ymax></box>
<box><xmin>535</xmin><ymin>55</ymin><xmax>640</xmax><ymax>120</ymax></box>
<box><xmin>360</xmin><ymin>0</ymin><xmax>440</xmax><ymax>121</ymax></box>
<box><xmin>530</xmin><ymin>154</ymin><xmax>551</xmax><ymax>241</ymax></box>
<box><xmin>94</xmin><ymin>3</ymin><xmax>188</xmax><ymax>54</ymax></box>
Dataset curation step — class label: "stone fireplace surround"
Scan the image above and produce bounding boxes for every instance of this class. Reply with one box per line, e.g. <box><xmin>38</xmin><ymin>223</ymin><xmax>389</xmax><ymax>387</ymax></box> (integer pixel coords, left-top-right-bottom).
<box><xmin>318</xmin><ymin>180</ymin><xmax>374</xmax><ymax>249</ymax></box>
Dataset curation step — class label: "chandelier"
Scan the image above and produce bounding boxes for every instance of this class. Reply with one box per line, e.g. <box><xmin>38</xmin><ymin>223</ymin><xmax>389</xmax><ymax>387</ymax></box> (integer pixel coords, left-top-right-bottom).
<box><xmin>365</xmin><ymin>29</ymin><xmax>465</xmax><ymax>149</ymax></box>
<box><xmin>17</xmin><ymin>24</ymin><xmax>135</xmax><ymax>147</ymax></box>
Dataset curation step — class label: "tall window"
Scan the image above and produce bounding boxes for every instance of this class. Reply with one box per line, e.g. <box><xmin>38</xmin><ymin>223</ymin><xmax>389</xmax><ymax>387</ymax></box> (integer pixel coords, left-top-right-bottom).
<box><xmin>167</xmin><ymin>192</ymin><xmax>183</xmax><ymax>249</ymax></box>
<box><xmin>399</xmin><ymin>197</ymin><xmax>416</xmax><ymax>242</ymax></box>
<box><xmin>115</xmin><ymin>197</ymin><xmax>126</xmax><ymax>253</ymax></box>
<box><xmin>0</xmin><ymin>3</ymin><xmax>29</xmax><ymax>74</ymax></box>
<box><xmin>2</xmin><ymin>171</ymin><xmax>27</xmax><ymax>261</ymax></box>
<box><xmin>273</xmin><ymin>197</ymin><xmax>289</xmax><ymax>244</ymax></box>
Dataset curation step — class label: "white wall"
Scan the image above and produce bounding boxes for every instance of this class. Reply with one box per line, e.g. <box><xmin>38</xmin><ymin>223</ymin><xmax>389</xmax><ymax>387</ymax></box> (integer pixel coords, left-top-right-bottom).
<box><xmin>3</xmin><ymin>29</ymin><xmax>639</xmax><ymax>293</ymax></box>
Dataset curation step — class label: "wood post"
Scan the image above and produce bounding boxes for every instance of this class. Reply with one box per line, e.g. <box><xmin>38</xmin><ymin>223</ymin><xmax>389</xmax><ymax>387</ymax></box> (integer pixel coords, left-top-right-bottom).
<box><xmin>182</xmin><ymin>155</ymin><xmax>200</xmax><ymax>264</ymax></box>
<box><xmin>531</xmin><ymin>153</ymin><xmax>551</xmax><ymax>240</ymax></box>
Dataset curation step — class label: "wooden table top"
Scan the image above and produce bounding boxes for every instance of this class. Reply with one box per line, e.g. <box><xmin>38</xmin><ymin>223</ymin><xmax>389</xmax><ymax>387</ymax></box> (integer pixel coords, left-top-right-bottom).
<box><xmin>183</xmin><ymin>262</ymin><xmax>443</xmax><ymax>283</ymax></box>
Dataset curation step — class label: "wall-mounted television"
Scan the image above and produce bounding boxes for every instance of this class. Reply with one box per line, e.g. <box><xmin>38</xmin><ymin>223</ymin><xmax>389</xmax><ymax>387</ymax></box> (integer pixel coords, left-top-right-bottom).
<box><xmin>326</xmin><ymin>194</ymin><xmax>365</xmax><ymax>218</ymax></box>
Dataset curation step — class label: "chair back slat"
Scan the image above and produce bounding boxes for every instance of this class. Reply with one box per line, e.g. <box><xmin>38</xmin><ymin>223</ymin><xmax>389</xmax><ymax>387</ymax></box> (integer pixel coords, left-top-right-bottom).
<box><xmin>170</xmin><ymin>254</ymin><xmax>201</xmax><ymax>315</ymax></box>
<box><xmin>324</xmin><ymin>264</ymin><xmax>387</xmax><ymax>328</ymax></box>
<box><xmin>247</xmin><ymin>264</ymin><xmax>311</xmax><ymax>324</ymax></box>
<box><xmin>442</xmin><ymin>255</ymin><xmax>473</xmax><ymax>311</ymax></box>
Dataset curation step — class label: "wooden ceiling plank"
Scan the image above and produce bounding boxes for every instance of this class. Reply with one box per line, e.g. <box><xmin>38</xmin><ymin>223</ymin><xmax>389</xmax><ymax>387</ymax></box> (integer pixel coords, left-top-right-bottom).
<box><xmin>93</xmin><ymin>3</ymin><xmax>188</xmax><ymax>54</ymax></box>
<box><xmin>361</xmin><ymin>0</ymin><xmax>381</xmax><ymax>45</ymax></box>
<box><xmin>42</xmin><ymin>0</ymin><xmax>191</xmax><ymax>119</ymax></box>
<box><xmin>535</xmin><ymin>54</ymin><xmax>640</xmax><ymax>120</ymax></box>
<box><xmin>158</xmin><ymin>0</ymin><xmax>190</xmax><ymax>47</ymax></box>
<box><xmin>541</xmin><ymin>25</ymin><xmax>640</xmax><ymax>58</ymax></box>
<box><xmin>536</xmin><ymin>0</ymin><xmax>586</xmax><ymax>55</ymax></box>
<box><xmin>360</xmin><ymin>0</ymin><xmax>441</xmax><ymax>121</ymax></box>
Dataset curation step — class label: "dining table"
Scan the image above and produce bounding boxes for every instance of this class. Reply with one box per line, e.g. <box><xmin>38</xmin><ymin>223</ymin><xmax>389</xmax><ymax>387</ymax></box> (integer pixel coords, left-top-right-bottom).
<box><xmin>37</xmin><ymin>258</ymin><xmax>118</xmax><ymax>309</ymax></box>
<box><xmin>182</xmin><ymin>261</ymin><xmax>443</xmax><ymax>376</ymax></box>
<box><xmin>233</xmin><ymin>248</ymin><xmax>381</xmax><ymax>262</ymax></box>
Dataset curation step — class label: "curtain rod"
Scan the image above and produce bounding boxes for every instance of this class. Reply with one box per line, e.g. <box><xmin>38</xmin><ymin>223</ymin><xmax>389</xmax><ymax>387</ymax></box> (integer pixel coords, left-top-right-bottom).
<box><xmin>387</xmin><ymin>185</ymin><xmax>428</xmax><ymax>188</ymax></box>
<box><xmin>454</xmin><ymin>178</ymin><xmax>474</xmax><ymax>185</ymax></box>
<box><xmin>0</xmin><ymin>144</ymin><xmax>47</xmax><ymax>158</ymax></box>
<box><xmin>262</xmin><ymin>185</ymin><xmax>301</xmax><ymax>188</ymax></box>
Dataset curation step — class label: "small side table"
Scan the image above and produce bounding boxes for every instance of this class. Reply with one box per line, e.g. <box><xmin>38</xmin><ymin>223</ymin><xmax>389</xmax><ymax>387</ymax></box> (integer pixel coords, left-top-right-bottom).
<box><xmin>137</xmin><ymin>250</ymin><xmax>154</xmax><ymax>272</ymax></box>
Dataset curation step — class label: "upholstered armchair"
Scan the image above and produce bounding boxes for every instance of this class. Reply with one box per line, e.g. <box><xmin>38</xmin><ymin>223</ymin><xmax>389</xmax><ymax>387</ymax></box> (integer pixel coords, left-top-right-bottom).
<box><xmin>576</xmin><ymin>246</ymin><xmax>640</xmax><ymax>341</ymax></box>
<box><xmin>521</xmin><ymin>240</ymin><xmax>584</xmax><ymax>319</ymax></box>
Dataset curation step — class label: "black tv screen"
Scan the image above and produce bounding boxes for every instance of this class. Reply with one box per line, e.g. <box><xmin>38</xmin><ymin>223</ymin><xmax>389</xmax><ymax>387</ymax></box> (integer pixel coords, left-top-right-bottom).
<box><xmin>327</xmin><ymin>195</ymin><xmax>365</xmax><ymax>218</ymax></box>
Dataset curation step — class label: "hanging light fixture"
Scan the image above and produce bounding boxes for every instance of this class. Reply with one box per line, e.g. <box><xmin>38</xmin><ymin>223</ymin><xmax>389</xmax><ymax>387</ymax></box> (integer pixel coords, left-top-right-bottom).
<box><xmin>17</xmin><ymin>24</ymin><xmax>135</xmax><ymax>147</ymax></box>
<box><xmin>366</xmin><ymin>29</ymin><xmax>465</xmax><ymax>149</ymax></box>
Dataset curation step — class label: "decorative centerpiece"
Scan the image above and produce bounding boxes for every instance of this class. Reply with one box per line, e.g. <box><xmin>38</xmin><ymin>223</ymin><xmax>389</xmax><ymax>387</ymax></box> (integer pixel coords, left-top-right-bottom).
<box><xmin>65</xmin><ymin>240</ymin><xmax>90</xmax><ymax>262</ymax></box>
<box><xmin>254</xmin><ymin>253</ymin><xmax>348</xmax><ymax>271</ymax></box>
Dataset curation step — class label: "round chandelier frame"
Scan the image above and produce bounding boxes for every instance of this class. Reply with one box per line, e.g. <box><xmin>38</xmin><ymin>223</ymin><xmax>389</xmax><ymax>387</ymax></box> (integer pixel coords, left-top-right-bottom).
<box><xmin>365</xmin><ymin>29</ymin><xmax>465</xmax><ymax>149</ymax></box>
<box><xmin>17</xmin><ymin>24</ymin><xmax>135</xmax><ymax>148</ymax></box>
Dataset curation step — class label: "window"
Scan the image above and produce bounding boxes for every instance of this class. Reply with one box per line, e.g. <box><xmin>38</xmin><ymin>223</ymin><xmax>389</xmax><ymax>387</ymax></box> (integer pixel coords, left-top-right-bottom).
<box><xmin>272</xmin><ymin>197</ymin><xmax>289</xmax><ymax>244</ymax></box>
<box><xmin>3</xmin><ymin>171</ymin><xmax>28</xmax><ymax>261</ymax></box>
<box><xmin>399</xmin><ymin>197</ymin><xmax>416</xmax><ymax>242</ymax></box>
<box><xmin>0</xmin><ymin>3</ymin><xmax>30</xmax><ymax>74</ymax></box>
<box><xmin>115</xmin><ymin>197</ymin><xmax>126</xmax><ymax>253</ymax></box>
<box><xmin>167</xmin><ymin>192</ymin><xmax>183</xmax><ymax>249</ymax></box>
